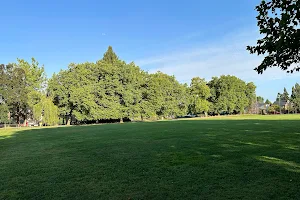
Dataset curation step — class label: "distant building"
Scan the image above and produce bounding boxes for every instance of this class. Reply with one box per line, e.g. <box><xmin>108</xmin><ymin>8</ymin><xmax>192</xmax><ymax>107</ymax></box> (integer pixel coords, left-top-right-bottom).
<box><xmin>274</xmin><ymin>100</ymin><xmax>291</xmax><ymax>108</ymax></box>
<box><xmin>273</xmin><ymin>100</ymin><xmax>293</xmax><ymax>113</ymax></box>
<box><xmin>256</xmin><ymin>103</ymin><xmax>270</xmax><ymax>114</ymax></box>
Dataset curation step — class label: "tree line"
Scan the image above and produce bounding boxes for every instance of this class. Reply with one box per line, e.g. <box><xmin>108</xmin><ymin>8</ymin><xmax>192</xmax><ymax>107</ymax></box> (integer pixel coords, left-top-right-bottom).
<box><xmin>1</xmin><ymin>46</ymin><xmax>262</xmax><ymax>125</ymax></box>
<box><xmin>255</xmin><ymin>84</ymin><xmax>300</xmax><ymax>114</ymax></box>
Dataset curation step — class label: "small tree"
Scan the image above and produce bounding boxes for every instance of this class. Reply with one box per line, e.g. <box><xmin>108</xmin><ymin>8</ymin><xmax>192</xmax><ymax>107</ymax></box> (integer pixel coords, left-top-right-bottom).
<box><xmin>268</xmin><ymin>104</ymin><xmax>280</xmax><ymax>114</ymax></box>
<box><xmin>31</xmin><ymin>95</ymin><xmax>59</xmax><ymax>126</ymax></box>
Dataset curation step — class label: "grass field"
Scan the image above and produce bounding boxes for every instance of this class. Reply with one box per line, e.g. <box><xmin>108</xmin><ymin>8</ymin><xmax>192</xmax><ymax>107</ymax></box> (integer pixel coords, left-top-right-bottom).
<box><xmin>1</xmin><ymin>115</ymin><xmax>300</xmax><ymax>199</ymax></box>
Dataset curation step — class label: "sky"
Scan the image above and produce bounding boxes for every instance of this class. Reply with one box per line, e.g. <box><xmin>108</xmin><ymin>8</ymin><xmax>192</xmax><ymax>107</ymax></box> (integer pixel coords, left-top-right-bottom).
<box><xmin>1</xmin><ymin>0</ymin><xmax>300</xmax><ymax>101</ymax></box>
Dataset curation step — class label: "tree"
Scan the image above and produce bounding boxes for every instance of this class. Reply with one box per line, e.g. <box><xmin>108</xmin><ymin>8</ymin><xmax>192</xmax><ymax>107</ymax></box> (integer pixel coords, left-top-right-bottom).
<box><xmin>27</xmin><ymin>91</ymin><xmax>59</xmax><ymax>126</ymax></box>
<box><xmin>245</xmin><ymin>82</ymin><xmax>257</xmax><ymax>113</ymax></box>
<box><xmin>189</xmin><ymin>77</ymin><xmax>210</xmax><ymax>116</ymax></box>
<box><xmin>257</xmin><ymin>96</ymin><xmax>264</xmax><ymax>104</ymax></box>
<box><xmin>1</xmin><ymin>65</ymin><xmax>27</xmax><ymax>123</ymax></box>
<box><xmin>48</xmin><ymin>62</ymin><xmax>99</xmax><ymax>125</ymax></box>
<box><xmin>291</xmin><ymin>83</ymin><xmax>300</xmax><ymax>112</ymax></box>
<box><xmin>265</xmin><ymin>99</ymin><xmax>272</xmax><ymax>104</ymax></box>
<box><xmin>147</xmin><ymin>72</ymin><xmax>188</xmax><ymax>119</ymax></box>
<box><xmin>103</xmin><ymin>46</ymin><xmax>119</xmax><ymax>64</ymax></box>
<box><xmin>0</xmin><ymin>104</ymin><xmax>10</xmax><ymax>124</ymax></box>
<box><xmin>32</xmin><ymin>96</ymin><xmax>59</xmax><ymax>126</ymax></box>
<box><xmin>282</xmin><ymin>87</ymin><xmax>290</xmax><ymax>101</ymax></box>
<box><xmin>208</xmin><ymin>75</ymin><xmax>250</xmax><ymax>114</ymax></box>
<box><xmin>247</xmin><ymin>0</ymin><xmax>300</xmax><ymax>73</ymax></box>
<box><xmin>0</xmin><ymin>59</ymin><xmax>46</xmax><ymax>124</ymax></box>
<box><xmin>268</xmin><ymin>104</ymin><xmax>280</xmax><ymax>114</ymax></box>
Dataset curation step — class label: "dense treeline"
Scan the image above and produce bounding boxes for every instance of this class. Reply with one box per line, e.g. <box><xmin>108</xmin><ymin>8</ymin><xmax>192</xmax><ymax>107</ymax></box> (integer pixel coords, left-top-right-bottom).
<box><xmin>0</xmin><ymin>59</ymin><xmax>58</xmax><ymax>125</ymax></box>
<box><xmin>1</xmin><ymin>46</ymin><xmax>259</xmax><ymax>125</ymax></box>
<box><xmin>268</xmin><ymin>84</ymin><xmax>300</xmax><ymax>114</ymax></box>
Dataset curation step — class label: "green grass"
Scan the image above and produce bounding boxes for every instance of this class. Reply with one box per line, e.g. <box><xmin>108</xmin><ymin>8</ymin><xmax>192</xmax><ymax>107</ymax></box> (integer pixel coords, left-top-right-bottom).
<box><xmin>1</xmin><ymin>115</ymin><xmax>300</xmax><ymax>199</ymax></box>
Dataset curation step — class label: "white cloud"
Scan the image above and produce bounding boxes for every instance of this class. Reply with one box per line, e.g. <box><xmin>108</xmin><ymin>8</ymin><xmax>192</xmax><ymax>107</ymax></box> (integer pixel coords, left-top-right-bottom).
<box><xmin>136</xmin><ymin>28</ymin><xmax>300</xmax><ymax>84</ymax></box>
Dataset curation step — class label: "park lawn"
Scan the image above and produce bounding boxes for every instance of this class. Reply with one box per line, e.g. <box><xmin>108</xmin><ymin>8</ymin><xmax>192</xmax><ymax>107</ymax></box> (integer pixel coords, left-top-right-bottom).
<box><xmin>1</xmin><ymin>115</ymin><xmax>300</xmax><ymax>199</ymax></box>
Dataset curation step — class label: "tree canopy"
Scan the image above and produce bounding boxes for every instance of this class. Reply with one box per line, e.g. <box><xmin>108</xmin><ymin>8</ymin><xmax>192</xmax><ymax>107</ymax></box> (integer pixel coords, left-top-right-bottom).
<box><xmin>291</xmin><ymin>83</ymin><xmax>300</xmax><ymax>112</ymax></box>
<box><xmin>265</xmin><ymin>99</ymin><xmax>272</xmax><ymax>104</ymax></box>
<box><xmin>257</xmin><ymin>96</ymin><xmax>265</xmax><ymax>104</ymax></box>
<box><xmin>208</xmin><ymin>75</ymin><xmax>252</xmax><ymax>114</ymax></box>
<box><xmin>247</xmin><ymin>0</ymin><xmax>300</xmax><ymax>73</ymax></box>
<box><xmin>2</xmin><ymin>46</ymin><xmax>261</xmax><ymax>125</ymax></box>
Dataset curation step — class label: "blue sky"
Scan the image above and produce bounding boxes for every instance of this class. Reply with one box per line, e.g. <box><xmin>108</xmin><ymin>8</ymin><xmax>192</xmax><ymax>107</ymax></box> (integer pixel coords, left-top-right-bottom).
<box><xmin>1</xmin><ymin>0</ymin><xmax>299</xmax><ymax>101</ymax></box>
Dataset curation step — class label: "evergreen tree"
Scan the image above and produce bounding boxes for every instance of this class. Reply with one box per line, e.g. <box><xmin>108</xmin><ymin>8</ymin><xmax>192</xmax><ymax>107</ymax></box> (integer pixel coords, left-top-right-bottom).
<box><xmin>103</xmin><ymin>46</ymin><xmax>119</xmax><ymax>64</ymax></box>
<box><xmin>257</xmin><ymin>96</ymin><xmax>264</xmax><ymax>104</ymax></box>
<box><xmin>245</xmin><ymin>82</ymin><xmax>256</xmax><ymax>113</ymax></box>
<box><xmin>291</xmin><ymin>83</ymin><xmax>300</xmax><ymax>113</ymax></box>
<box><xmin>282</xmin><ymin>87</ymin><xmax>290</xmax><ymax>101</ymax></box>
<box><xmin>265</xmin><ymin>99</ymin><xmax>272</xmax><ymax>105</ymax></box>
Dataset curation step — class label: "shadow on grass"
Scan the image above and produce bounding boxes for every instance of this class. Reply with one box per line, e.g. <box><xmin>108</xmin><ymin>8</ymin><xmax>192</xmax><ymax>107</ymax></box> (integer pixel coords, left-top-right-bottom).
<box><xmin>0</xmin><ymin>119</ymin><xmax>300</xmax><ymax>199</ymax></box>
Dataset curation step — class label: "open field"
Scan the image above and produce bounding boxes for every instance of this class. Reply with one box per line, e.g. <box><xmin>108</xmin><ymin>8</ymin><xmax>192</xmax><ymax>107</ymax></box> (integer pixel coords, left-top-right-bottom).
<box><xmin>1</xmin><ymin>115</ymin><xmax>300</xmax><ymax>199</ymax></box>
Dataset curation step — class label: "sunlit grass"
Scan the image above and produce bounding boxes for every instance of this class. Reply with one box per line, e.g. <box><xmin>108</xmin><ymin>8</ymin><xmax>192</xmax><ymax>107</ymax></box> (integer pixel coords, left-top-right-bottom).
<box><xmin>1</xmin><ymin>115</ymin><xmax>300</xmax><ymax>199</ymax></box>
<box><xmin>256</xmin><ymin>156</ymin><xmax>300</xmax><ymax>173</ymax></box>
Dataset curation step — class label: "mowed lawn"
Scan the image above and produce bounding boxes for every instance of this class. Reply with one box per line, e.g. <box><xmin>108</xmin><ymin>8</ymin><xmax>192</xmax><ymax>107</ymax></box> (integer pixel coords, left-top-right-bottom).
<box><xmin>1</xmin><ymin>115</ymin><xmax>300</xmax><ymax>199</ymax></box>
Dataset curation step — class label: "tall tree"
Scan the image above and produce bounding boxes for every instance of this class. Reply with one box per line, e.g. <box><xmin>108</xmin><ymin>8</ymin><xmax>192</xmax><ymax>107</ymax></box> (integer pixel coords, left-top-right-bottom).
<box><xmin>2</xmin><ymin>65</ymin><xmax>27</xmax><ymax>123</ymax></box>
<box><xmin>189</xmin><ymin>77</ymin><xmax>210</xmax><ymax>116</ymax></box>
<box><xmin>208</xmin><ymin>75</ymin><xmax>250</xmax><ymax>114</ymax></box>
<box><xmin>0</xmin><ymin>104</ymin><xmax>9</xmax><ymax>124</ymax></box>
<box><xmin>257</xmin><ymin>96</ymin><xmax>265</xmax><ymax>104</ymax></box>
<box><xmin>245</xmin><ymin>82</ymin><xmax>257</xmax><ymax>113</ymax></box>
<box><xmin>103</xmin><ymin>46</ymin><xmax>119</xmax><ymax>64</ymax></box>
<box><xmin>48</xmin><ymin>62</ymin><xmax>99</xmax><ymax>125</ymax></box>
<box><xmin>247</xmin><ymin>0</ymin><xmax>300</xmax><ymax>73</ymax></box>
<box><xmin>148</xmin><ymin>72</ymin><xmax>188</xmax><ymax>119</ymax></box>
<box><xmin>291</xmin><ymin>83</ymin><xmax>300</xmax><ymax>112</ymax></box>
<box><xmin>0</xmin><ymin>59</ymin><xmax>46</xmax><ymax>124</ymax></box>
<box><xmin>282</xmin><ymin>87</ymin><xmax>290</xmax><ymax>101</ymax></box>
<box><xmin>265</xmin><ymin>99</ymin><xmax>272</xmax><ymax>104</ymax></box>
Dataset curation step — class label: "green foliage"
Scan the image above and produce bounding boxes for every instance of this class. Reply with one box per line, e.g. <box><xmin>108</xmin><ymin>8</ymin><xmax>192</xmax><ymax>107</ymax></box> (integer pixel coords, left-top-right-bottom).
<box><xmin>0</xmin><ymin>59</ymin><xmax>46</xmax><ymax>123</ymax></box>
<box><xmin>257</xmin><ymin>96</ymin><xmax>264</xmax><ymax>104</ymax></box>
<box><xmin>282</xmin><ymin>87</ymin><xmax>290</xmax><ymax>101</ymax></box>
<box><xmin>265</xmin><ymin>99</ymin><xmax>272</xmax><ymax>104</ymax></box>
<box><xmin>268</xmin><ymin>104</ymin><xmax>280</xmax><ymax>114</ymax></box>
<box><xmin>103</xmin><ymin>46</ymin><xmax>119</xmax><ymax>64</ymax></box>
<box><xmin>189</xmin><ymin>77</ymin><xmax>210</xmax><ymax>115</ymax></box>
<box><xmin>0</xmin><ymin>104</ymin><xmax>9</xmax><ymax>123</ymax></box>
<box><xmin>208</xmin><ymin>75</ymin><xmax>250</xmax><ymax>114</ymax></box>
<box><xmin>2</xmin><ymin>46</ymin><xmax>262</xmax><ymax>124</ymax></box>
<box><xmin>48</xmin><ymin>47</ymin><xmax>189</xmax><ymax>123</ymax></box>
<box><xmin>247</xmin><ymin>0</ymin><xmax>300</xmax><ymax>73</ymax></box>
<box><xmin>30</xmin><ymin>94</ymin><xmax>59</xmax><ymax>126</ymax></box>
<box><xmin>291</xmin><ymin>83</ymin><xmax>300</xmax><ymax>112</ymax></box>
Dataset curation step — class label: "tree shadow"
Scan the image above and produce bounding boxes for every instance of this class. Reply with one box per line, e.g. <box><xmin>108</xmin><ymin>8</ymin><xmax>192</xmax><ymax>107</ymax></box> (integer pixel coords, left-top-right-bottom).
<box><xmin>0</xmin><ymin>119</ymin><xmax>300</xmax><ymax>199</ymax></box>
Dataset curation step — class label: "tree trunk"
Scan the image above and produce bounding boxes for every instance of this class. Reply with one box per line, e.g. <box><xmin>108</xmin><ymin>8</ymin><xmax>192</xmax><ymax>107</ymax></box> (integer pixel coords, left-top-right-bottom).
<box><xmin>67</xmin><ymin>111</ymin><xmax>72</xmax><ymax>126</ymax></box>
<box><xmin>120</xmin><ymin>118</ymin><xmax>123</xmax><ymax>123</ymax></box>
<box><xmin>67</xmin><ymin>118</ymin><xmax>71</xmax><ymax>126</ymax></box>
